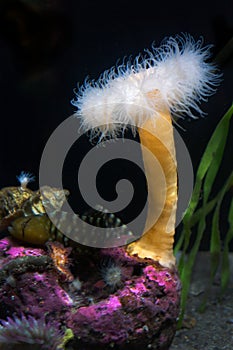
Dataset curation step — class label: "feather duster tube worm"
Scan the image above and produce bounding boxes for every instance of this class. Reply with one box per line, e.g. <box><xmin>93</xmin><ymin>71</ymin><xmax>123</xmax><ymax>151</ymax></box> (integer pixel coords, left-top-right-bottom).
<box><xmin>72</xmin><ymin>34</ymin><xmax>220</xmax><ymax>268</ymax></box>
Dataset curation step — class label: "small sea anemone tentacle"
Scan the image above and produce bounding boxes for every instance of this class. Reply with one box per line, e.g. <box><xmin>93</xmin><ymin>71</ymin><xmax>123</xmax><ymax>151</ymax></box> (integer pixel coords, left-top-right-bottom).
<box><xmin>0</xmin><ymin>315</ymin><xmax>64</xmax><ymax>349</ymax></box>
<box><xmin>16</xmin><ymin>171</ymin><xmax>35</xmax><ymax>189</ymax></box>
<box><xmin>100</xmin><ymin>257</ymin><xmax>123</xmax><ymax>291</ymax></box>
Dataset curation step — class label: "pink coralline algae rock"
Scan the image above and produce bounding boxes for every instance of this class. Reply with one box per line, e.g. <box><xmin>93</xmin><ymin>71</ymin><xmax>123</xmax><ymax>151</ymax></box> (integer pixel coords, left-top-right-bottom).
<box><xmin>0</xmin><ymin>237</ymin><xmax>181</xmax><ymax>350</ymax></box>
<box><xmin>0</xmin><ymin>237</ymin><xmax>73</xmax><ymax>321</ymax></box>
<box><xmin>67</xmin><ymin>248</ymin><xmax>181</xmax><ymax>350</ymax></box>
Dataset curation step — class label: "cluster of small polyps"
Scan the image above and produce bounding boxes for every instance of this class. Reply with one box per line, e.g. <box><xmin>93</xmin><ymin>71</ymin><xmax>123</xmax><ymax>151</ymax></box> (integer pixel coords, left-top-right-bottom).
<box><xmin>0</xmin><ymin>34</ymin><xmax>220</xmax><ymax>349</ymax></box>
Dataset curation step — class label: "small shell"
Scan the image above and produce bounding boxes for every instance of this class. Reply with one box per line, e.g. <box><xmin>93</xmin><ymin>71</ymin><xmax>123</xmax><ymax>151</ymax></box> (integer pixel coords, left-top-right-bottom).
<box><xmin>8</xmin><ymin>215</ymin><xmax>52</xmax><ymax>245</ymax></box>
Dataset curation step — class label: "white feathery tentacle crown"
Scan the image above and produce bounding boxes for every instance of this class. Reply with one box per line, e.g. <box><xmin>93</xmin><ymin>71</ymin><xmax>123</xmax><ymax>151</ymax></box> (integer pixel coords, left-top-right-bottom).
<box><xmin>72</xmin><ymin>33</ymin><xmax>220</xmax><ymax>139</ymax></box>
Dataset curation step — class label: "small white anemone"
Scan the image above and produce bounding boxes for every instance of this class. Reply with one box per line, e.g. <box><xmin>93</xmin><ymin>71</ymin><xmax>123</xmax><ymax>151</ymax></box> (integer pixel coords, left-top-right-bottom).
<box><xmin>101</xmin><ymin>259</ymin><xmax>122</xmax><ymax>290</ymax></box>
<box><xmin>16</xmin><ymin>171</ymin><xmax>35</xmax><ymax>189</ymax></box>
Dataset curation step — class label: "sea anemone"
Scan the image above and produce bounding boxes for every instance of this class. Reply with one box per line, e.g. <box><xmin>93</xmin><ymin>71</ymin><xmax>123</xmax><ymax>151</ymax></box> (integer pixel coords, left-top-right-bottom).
<box><xmin>16</xmin><ymin>171</ymin><xmax>35</xmax><ymax>189</ymax></box>
<box><xmin>100</xmin><ymin>258</ymin><xmax>122</xmax><ymax>290</ymax></box>
<box><xmin>72</xmin><ymin>33</ymin><xmax>220</xmax><ymax>140</ymax></box>
<box><xmin>72</xmin><ymin>33</ymin><xmax>221</xmax><ymax>268</ymax></box>
<box><xmin>0</xmin><ymin>315</ymin><xmax>64</xmax><ymax>350</ymax></box>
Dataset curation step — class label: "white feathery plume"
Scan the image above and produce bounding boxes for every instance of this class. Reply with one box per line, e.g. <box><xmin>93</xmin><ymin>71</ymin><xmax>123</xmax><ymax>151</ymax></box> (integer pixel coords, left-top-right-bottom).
<box><xmin>72</xmin><ymin>34</ymin><xmax>221</xmax><ymax>140</ymax></box>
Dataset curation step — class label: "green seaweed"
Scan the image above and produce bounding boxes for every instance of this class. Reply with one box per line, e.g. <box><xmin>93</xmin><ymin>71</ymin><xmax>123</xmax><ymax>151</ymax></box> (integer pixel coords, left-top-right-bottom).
<box><xmin>175</xmin><ymin>104</ymin><xmax>233</xmax><ymax>326</ymax></box>
<box><xmin>221</xmin><ymin>196</ymin><xmax>233</xmax><ymax>292</ymax></box>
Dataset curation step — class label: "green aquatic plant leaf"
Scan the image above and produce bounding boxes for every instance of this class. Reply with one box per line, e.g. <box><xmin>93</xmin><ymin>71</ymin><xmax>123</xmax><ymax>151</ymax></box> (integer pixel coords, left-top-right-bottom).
<box><xmin>209</xmin><ymin>202</ymin><xmax>221</xmax><ymax>278</ymax></box>
<box><xmin>183</xmin><ymin>103</ymin><xmax>233</xmax><ymax>225</ymax></box>
<box><xmin>210</xmin><ymin>171</ymin><xmax>233</xmax><ymax>275</ymax></box>
<box><xmin>178</xmin><ymin>203</ymin><xmax>208</xmax><ymax>325</ymax></box>
<box><xmin>221</xmin><ymin>178</ymin><xmax>233</xmax><ymax>294</ymax></box>
<box><xmin>177</xmin><ymin>104</ymin><xmax>233</xmax><ymax>266</ymax></box>
<box><xmin>174</xmin><ymin>198</ymin><xmax>217</xmax><ymax>255</ymax></box>
<box><xmin>202</xmin><ymin>113</ymin><xmax>232</xmax><ymax>203</ymax></box>
<box><xmin>198</xmin><ymin>171</ymin><xmax>233</xmax><ymax>312</ymax></box>
<box><xmin>176</xmin><ymin>104</ymin><xmax>233</xmax><ymax>326</ymax></box>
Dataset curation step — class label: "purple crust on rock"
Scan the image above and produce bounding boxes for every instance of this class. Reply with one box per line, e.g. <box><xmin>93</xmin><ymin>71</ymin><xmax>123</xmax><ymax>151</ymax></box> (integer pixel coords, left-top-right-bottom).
<box><xmin>67</xmin><ymin>252</ymin><xmax>181</xmax><ymax>349</ymax></box>
<box><xmin>0</xmin><ymin>237</ymin><xmax>73</xmax><ymax>321</ymax></box>
<box><xmin>0</xmin><ymin>236</ymin><xmax>181</xmax><ymax>349</ymax></box>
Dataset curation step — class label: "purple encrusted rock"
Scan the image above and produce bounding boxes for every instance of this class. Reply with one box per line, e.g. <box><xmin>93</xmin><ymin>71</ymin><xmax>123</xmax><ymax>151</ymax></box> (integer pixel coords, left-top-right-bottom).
<box><xmin>0</xmin><ymin>237</ymin><xmax>73</xmax><ymax>321</ymax></box>
<box><xmin>0</xmin><ymin>237</ymin><xmax>181</xmax><ymax>349</ymax></box>
<box><xmin>66</xmin><ymin>248</ymin><xmax>181</xmax><ymax>350</ymax></box>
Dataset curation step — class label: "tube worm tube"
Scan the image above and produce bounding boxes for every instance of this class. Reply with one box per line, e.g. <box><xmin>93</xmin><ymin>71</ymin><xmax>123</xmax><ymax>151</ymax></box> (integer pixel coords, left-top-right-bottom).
<box><xmin>72</xmin><ymin>34</ymin><xmax>220</xmax><ymax>268</ymax></box>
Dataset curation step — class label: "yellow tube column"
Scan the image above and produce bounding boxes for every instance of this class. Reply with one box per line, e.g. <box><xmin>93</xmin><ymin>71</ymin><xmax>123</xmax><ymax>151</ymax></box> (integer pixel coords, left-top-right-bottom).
<box><xmin>127</xmin><ymin>97</ymin><xmax>177</xmax><ymax>268</ymax></box>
